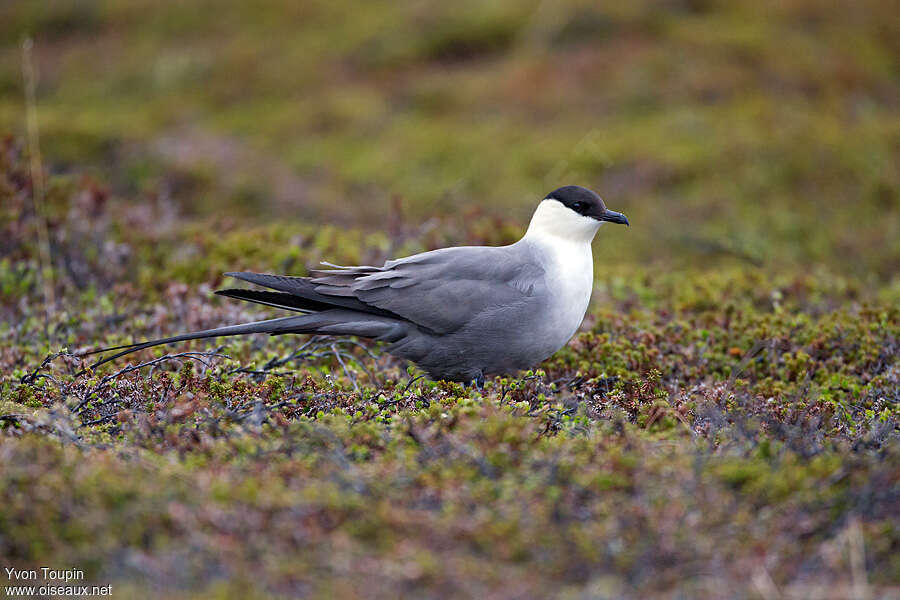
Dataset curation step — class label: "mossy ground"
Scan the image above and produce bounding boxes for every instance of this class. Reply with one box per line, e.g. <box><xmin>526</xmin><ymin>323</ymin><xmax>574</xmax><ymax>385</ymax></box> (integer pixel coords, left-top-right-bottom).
<box><xmin>1</xmin><ymin>1</ymin><xmax>898</xmax><ymax>598</ymax></box>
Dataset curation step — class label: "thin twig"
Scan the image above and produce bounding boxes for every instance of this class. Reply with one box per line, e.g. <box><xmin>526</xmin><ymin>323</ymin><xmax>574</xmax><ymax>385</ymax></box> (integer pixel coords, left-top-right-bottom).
<box><xmin>402</xmin><ymin>374</ymin><xmax>426</xmax><ymax>394</ymax></box>
<box><xmin>227</xmin><ymin>336</ymin><xmax>330</xmax><ymax>375</ymax></box>
<box><xmin>22</xmin><ymin>37</ymin><xmax>55</xmax><ymax>331</ymax></box>
<box><xmin>331</xmin><ymin>343</ymin><xmax>360</xmax><ymax>393</ymax></box>
<box><xmin>74</xmin><ymin>350</ymin><xmax>230</xmax><ymax>414</ymax></box>
<box><xmin>20</xmin><ymin>350</ymin><xmax>76</xmax><ymax>385</ymax></box>
<box><xmin>227</xmin><ymin>337</ymin><xmax>379</xmax><ymax>387</ymax></box>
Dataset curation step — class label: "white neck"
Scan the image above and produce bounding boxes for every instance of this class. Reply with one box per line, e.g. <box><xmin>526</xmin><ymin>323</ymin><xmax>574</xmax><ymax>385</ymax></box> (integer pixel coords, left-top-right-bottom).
<box><xmin>523</xmin><ymin>199</ymin><xmax>603</xmax><ymax>245</ymax></box>
<box><xmin>518</xmin><ymin>199</ymin><xmax>598</xmax><ymax>352</ymax></box>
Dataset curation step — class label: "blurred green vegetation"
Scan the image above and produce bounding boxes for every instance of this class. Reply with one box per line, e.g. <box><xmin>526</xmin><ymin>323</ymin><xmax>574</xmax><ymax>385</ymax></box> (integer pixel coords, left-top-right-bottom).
<box><xmin>1</xmin><ymin>0</ymin><xmax>897</xmax><ymax>277</ymax></box>
<box><xmin>1</xmin><ymin>1</ymin><xmax>899</xmax><ymax>598</ymax></box>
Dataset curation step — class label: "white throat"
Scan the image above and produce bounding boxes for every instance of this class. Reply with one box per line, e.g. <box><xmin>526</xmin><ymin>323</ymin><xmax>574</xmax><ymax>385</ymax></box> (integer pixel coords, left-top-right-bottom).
<box><xmin>523</xmin><ymin>199</ymin><xmax>603</xmax><ymax>245</ymax></box>
<box><xmin>520</xmin><ymin>199</ymin><xmax>598</xmax><ymax>350</ymax></box>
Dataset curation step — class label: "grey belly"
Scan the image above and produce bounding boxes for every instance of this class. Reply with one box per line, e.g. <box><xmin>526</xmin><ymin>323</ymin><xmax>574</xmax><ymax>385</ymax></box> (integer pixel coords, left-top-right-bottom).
<box><xmin>387</xmin><ymin>303</ymin><xmax>576</xmax><ymax>382</ymax></box>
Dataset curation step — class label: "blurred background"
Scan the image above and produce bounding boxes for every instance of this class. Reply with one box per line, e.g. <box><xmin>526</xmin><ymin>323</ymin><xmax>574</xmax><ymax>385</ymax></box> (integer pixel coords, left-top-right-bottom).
<box><xmin>1</xmin><ymin>0</ymin><xmax>897</xmax><ymax>279</ymax></box>
<box><xmin>2</xmin><ymin>3</ymin><xmax>899</xmax><ymax>597</ymax></box>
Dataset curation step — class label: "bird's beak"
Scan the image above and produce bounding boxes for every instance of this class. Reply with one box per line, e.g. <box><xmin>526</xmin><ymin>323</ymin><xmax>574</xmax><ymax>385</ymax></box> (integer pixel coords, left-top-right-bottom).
<box><xmin>597</xmin><ymin>209</ymin><xmax>629</xmax><ymax>226</ymax></box>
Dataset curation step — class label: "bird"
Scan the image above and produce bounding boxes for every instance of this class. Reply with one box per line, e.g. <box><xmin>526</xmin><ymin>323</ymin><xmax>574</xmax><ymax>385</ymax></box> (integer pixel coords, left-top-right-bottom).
<box><xmin>85</xmin><ymin>185</ymin><xmax>628</xmax><ymax>386</ymax></box>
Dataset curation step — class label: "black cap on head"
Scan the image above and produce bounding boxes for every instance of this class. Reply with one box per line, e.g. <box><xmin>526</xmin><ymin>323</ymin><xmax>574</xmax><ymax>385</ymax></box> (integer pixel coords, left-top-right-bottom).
<box><xmin>545</xmin><ymin>185</ymin><xmax>629</xmax><ymax>226</ymax></box>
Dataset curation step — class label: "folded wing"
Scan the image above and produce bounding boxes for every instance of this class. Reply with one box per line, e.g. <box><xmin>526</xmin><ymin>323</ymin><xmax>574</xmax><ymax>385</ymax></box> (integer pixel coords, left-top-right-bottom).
<box><xmin>227</xmin><ymin>245</ymin><xmax>545</xmax><ymax>335</ymax></box>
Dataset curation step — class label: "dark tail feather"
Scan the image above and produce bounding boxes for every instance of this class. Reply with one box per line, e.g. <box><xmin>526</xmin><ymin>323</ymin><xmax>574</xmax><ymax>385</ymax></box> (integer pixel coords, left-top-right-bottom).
<box><xmin>81</xmin><ymin>315</ymin><xmax>314</xmax><ymax>373</ymax></box>
<box><xmin>215</xmin><ymin>288</ymin><xmax>335</xmax><ymax>313</ymax></box>
<box><xmin>223</xmin><ymin>271</ymin><xmax>400</xmax><ymax>319</ymax></box>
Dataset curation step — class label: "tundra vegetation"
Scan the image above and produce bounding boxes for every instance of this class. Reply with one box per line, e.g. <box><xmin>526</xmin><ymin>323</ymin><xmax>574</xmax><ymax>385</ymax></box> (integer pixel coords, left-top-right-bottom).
<box><xmin>0</xmin><ymin>0</ymin><xmax>898</xmax><ymax>598</ymax></box>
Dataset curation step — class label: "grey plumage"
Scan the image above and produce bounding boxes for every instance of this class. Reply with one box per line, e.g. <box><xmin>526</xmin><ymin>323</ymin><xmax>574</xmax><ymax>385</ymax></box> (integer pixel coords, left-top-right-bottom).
<box><xmin>85</xmin><ymin>186</ymin><xmax>628</xmax><ymax>383</ymax></box>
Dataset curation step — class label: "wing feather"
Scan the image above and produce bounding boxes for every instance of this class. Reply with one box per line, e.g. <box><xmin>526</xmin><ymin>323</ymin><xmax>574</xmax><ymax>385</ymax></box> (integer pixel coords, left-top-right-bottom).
<box><xmin>311</xmin><ymin>245</ymin><xmax>545</xmax><ymax>334</ymax></box>
<box><xmin>226</xmin><ymin>245</ymin><xmax>545</xmax><ymax>335</ymax></box>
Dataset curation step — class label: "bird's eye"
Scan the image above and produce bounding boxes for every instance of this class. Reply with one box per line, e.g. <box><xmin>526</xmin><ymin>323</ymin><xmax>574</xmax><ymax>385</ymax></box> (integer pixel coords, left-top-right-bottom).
<box><xmin>571</xmin><ymin>201</ymin><xmax>588</xmax><ymax>214</ymax></box>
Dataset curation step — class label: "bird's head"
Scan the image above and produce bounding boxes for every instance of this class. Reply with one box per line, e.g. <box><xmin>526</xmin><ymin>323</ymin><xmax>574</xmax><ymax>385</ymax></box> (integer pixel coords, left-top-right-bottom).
<box><xmin>526</xmin><ymin>185</ymin><xmax>629</xmax><ymax>242</ymax></box>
